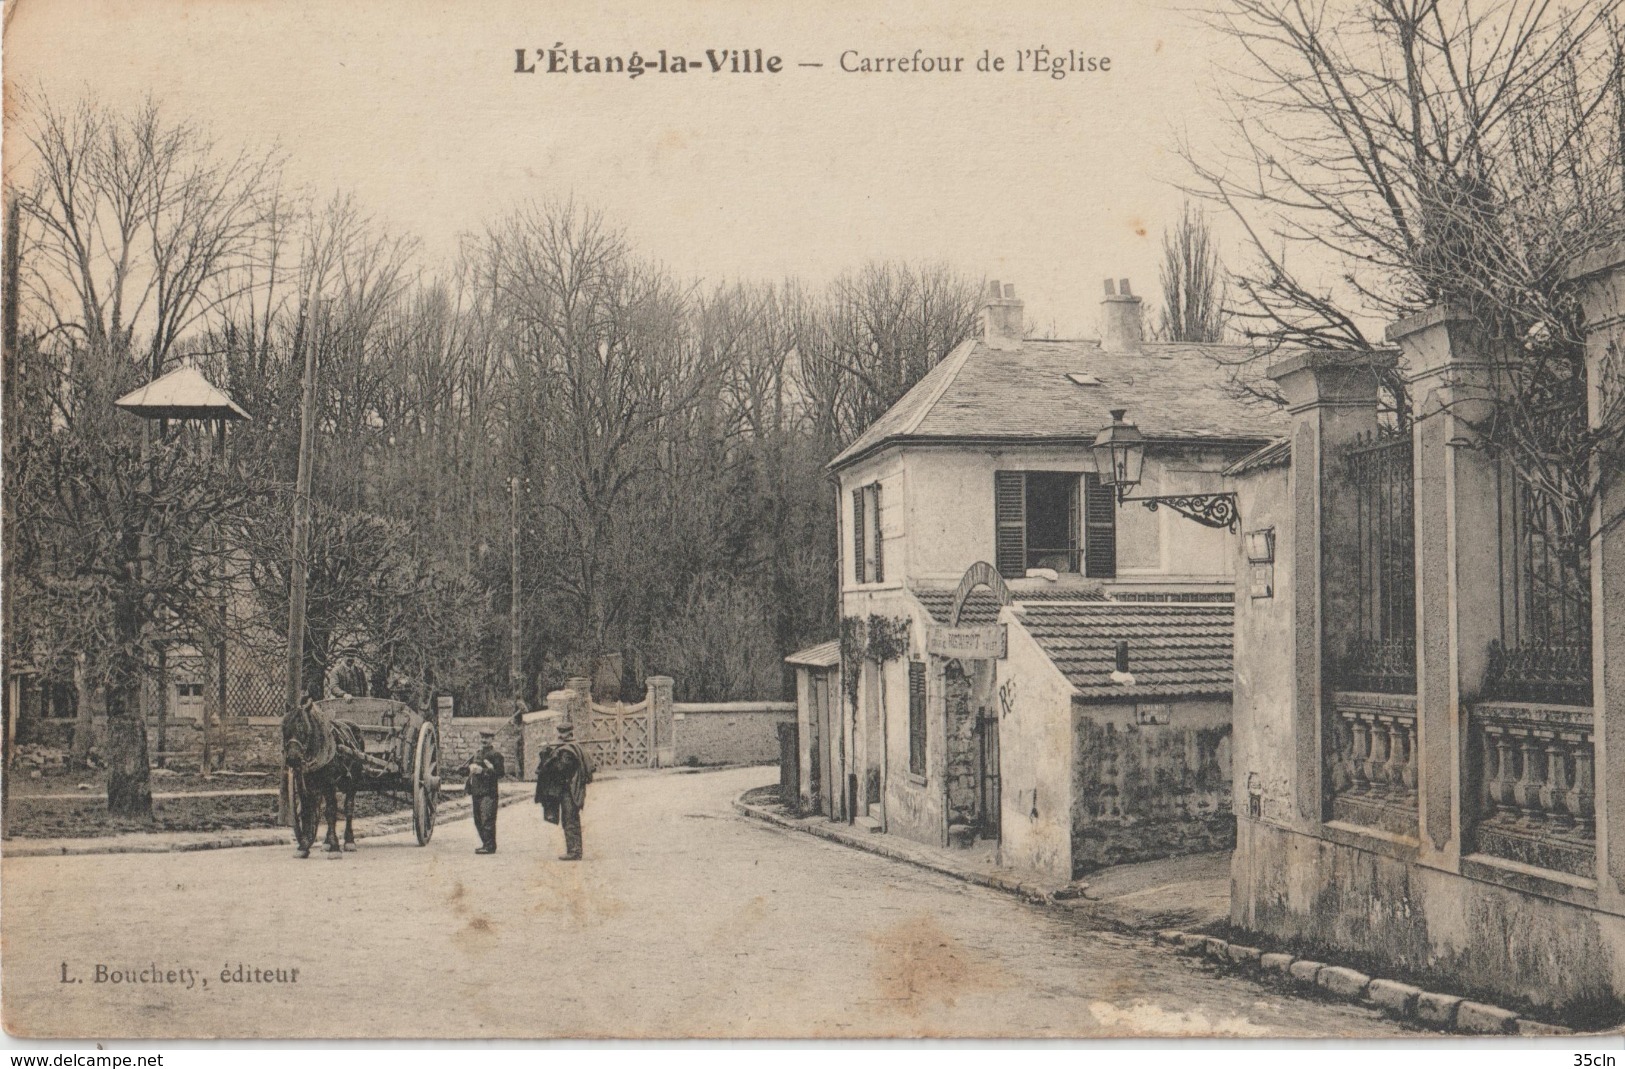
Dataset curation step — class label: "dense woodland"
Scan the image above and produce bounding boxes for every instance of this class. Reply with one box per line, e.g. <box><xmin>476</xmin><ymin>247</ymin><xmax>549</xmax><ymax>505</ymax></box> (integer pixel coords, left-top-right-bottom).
<box><xmin>1</xmin><ymin>91</ymin><xmax>987</xmax><ymax>771</ymax></box>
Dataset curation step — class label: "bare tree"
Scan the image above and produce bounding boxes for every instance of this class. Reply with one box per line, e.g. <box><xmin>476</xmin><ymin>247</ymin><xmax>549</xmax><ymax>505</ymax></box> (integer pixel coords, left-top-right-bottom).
<box><xmin>1158</xmin><ymin>201</ymin><xmax>1229</xmax><ymax>343</ymax></box>
<box><xmin>1185</xmin><ymin>0</ymin><xmax>1625</xmax><ymax>558</ymax></box>
<box><xmin>8</xmin><ymin>93</ymin><xmax>281</xmax><ymax>816</ymax></box>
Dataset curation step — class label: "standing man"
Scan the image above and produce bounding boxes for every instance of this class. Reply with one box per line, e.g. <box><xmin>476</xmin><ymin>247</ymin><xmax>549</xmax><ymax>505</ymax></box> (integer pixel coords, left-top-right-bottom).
<box><xmin>534</xmin><ymin>720</ymin><xmax>591</xmax><ymax>860</ymax></box>
<box><xmin>466</xmin><ymin>728</ymin><xmax>505</xmax><ymax>855</ymax></box>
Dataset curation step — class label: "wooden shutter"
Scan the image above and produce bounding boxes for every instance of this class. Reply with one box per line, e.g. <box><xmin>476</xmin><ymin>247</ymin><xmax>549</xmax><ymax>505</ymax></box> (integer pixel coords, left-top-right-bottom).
<box><xmin>871</xmin><ymin>483</ymin><xmax>884</xmax><ymax>584</ymax></box>
<box><xmin>908</xmin><ymin>660</ymin><xmax>927</xmax><ymax>776</ymax></box>
<box><xmin>852</xmin><ymin>487</ymin><xmax>866</xmax><ymax>584</ymax></box>
<box><xmin>1084</xmin><ymin>472</ymin><xmax>1117</xmax><ymax>578</ymax></box>
<box><xmin>995</xmin><ymin>471</ymin><xmax>1026</xmax><ymax>579</ymax></box>
<box><xmin>1068</xmin><ymin>474</ymin><xmax>1082</xmax><ymax>571</ymax></box>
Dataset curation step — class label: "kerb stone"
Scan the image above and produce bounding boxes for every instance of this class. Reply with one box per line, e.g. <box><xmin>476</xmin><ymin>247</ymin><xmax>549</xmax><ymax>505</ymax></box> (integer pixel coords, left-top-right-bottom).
<box><xmin>1316</xmin><ymin>965</ymin><xmax>1370</xmax><ymax>999</ymax></box>
<box><xmin>1415</xmin><ymin>991</ymin><xmax>1463</xmax><ymax>1028</ymax></box>
<box><xmin>1259</xmin><ymin>952</ymin><xmax>1295</xmax><ymax>975</ymax></box>
<box><xmin>1365</xmin><ymin>979</ymin><xmax>1422</xmax><ymax>1017</ymax></box>
<box><xmin>1287</xmin><ymin>959</ymin><xmax>1325</xmax><ymax>985</ymax></box>
<box><xmin>1455</xmin><ymin>1001</ymin><xmax>1518</xmax><ymax>1034</ymax></box>
<box><xmin>1226</xmin><ymin>944</ymin><xmax>1262</xmax><ymax>966</ymax></box>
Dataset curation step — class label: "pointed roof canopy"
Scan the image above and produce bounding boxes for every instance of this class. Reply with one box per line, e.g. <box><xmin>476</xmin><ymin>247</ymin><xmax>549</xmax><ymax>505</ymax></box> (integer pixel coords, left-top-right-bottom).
<box><xmin>114</xmin><ymin>364</ymin><xmax>249</xmax><ymax>421</ymax></box>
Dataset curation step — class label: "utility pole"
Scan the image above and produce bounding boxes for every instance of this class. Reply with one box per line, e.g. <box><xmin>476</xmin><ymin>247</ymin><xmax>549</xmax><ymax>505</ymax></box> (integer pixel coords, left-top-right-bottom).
<box><xmin>510</xmin><ymin>475</ymin><xmax>522</xmax><ymax>704</ymax></box>
<box><xmin>285</xmin><ymin>277</ymin><xmax>322</xmax><ymax>715</ymax></box>
<box><xmin>2</xmin><ymin>197</ymin><xmax>18</xmax><ymax>830</ymax></box>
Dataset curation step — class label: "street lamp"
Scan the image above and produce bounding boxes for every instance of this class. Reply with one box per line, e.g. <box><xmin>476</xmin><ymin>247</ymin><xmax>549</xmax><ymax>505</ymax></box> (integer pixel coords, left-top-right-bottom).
<box><xmin>1091</xmin><ymin>408</ymin><xmax>1241</xmax><ymax>532</ymax></box>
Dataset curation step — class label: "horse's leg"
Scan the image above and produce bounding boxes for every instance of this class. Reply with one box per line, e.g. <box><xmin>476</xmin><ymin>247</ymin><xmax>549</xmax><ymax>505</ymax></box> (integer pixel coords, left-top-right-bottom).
<box><xmin>295</xmin><ymin>782</ymin><xmax>314</xmax><ymax>858</ymax></box>
<box><xmin>323</xmin><ymin>781</ymin><xmax>341</xmax><ymax>852</ymax></box>
<box><xmin>341</xmin><ymin>782</ymin><xmax>357</xmax><ymax>850</ymax></box>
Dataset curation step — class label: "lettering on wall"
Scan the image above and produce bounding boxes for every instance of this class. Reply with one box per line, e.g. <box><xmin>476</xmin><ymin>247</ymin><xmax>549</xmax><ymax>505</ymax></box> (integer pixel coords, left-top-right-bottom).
<box><xmin>998</xmin><ymin>677</ymin><xmax>1018</xmax><ymax>719</ymax></box>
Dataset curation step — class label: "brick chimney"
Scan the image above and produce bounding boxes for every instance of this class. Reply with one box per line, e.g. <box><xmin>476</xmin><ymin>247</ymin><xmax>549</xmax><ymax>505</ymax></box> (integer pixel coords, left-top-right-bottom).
<box><xmin>1099</xmin><ymin>278</ymin><xmax>1144</xmax><ymax>352</ymax></box>
<box><xmin>980</xmin><ymin>280</ymin><xmax>1024</xmax><ymax>350</ymax></box>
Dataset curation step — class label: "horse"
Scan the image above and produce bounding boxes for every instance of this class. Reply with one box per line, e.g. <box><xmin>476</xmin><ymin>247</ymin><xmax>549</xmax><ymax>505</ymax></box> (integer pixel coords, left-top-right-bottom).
<box><xmin>282</xmin><ymin>699</ymin><xmax>366</xmax><ymax>858</ymax></box>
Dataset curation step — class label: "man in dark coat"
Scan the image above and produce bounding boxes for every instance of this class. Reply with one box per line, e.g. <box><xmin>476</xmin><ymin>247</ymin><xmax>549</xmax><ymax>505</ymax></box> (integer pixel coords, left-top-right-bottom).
<box><xmin>534</xmin><ymin>720</ymin><xmax>591</xmax><ymax>860</ymax></box>
<box><xmin>465</xmin><ymin>729</ymin><xmax>505</xmax><ymax>854</ymax></box>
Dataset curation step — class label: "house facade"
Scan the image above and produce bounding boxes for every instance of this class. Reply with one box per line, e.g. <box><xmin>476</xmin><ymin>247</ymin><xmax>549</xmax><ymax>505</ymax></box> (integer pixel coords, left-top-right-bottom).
<box><xmin>805</xmin><ymin>279</ymin><xmax>1290</xmax><ymax>880</ymax></box>
<box><xmin>1226</xmin><ymin>243</ymin><xmax>1625</xmax><ymax>1019</ymax></box>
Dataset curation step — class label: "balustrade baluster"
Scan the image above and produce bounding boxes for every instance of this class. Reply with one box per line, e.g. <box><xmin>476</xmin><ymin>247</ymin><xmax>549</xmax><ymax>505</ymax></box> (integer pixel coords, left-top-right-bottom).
<box><xmin>1538</xmin><ymin>735</ymin><xmax>1571</xmax><ymax>827</ymax></box>
<box><xmin>1480</xmin><ymin>730</ymin><xmax>1501</xmax><ymax>815</ymax></box>
<box><xmin>1380</xmin><ymin>718</ymin><xmax>1406</xmax><ymax>793</ymax></box>
<box><xmin>1351</xmin><ymin>717</ymin><xmax>1371</xmax><ymax>793</ymax></box>
<box><xmin>1493</xmin><ymin>730</ymin><xmax>1518</xmax><ymax>812</ymax></box>
<box><xmin>1571</xmin><ymin>737</ymin><xmax>1595</xmax><ymax>835</ymax></box>
<box><xmin>1516</xmin><ymin>732</ymin><xmax>1545</xmax><ymax>823</ymax></box>
<box><xmin>1396</xmin><ymin>720</ymin><xmax>1417</xmax><ymax>793</ymax></box>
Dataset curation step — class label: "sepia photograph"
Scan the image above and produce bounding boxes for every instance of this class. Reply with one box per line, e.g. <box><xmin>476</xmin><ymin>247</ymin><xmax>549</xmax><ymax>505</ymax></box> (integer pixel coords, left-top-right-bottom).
<box><xmin>1</xmin><ymin>0</ymin><xmax>1624</xmax><ymax>1045</ymax></box>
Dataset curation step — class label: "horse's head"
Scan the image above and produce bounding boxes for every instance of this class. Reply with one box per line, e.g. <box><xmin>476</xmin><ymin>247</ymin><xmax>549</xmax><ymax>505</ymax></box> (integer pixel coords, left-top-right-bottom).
<box><xmin>283</xmin><ymin>698</ymin><xmax>319</xmax><ymax>768</ymax></box>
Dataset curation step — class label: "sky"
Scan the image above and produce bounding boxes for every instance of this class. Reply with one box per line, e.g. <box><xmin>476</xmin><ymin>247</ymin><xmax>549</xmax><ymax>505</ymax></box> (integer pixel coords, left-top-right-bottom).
<box><xmin>3</xmin><ymin>0</ymin><xmax>1250</xmax><ymax>338</ymax></box>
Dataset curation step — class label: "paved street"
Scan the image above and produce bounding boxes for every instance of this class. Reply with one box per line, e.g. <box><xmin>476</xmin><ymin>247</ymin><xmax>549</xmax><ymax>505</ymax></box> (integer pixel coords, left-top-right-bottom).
<box><xmin>2</xmin><ymin>767</ymin><xmax>1412</xmax><ymax>1039</ymax></box>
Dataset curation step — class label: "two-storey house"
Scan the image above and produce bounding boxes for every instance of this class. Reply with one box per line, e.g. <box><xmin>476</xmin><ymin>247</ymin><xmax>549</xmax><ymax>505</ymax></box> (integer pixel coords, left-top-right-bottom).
<box><xmin>795</xmin><ymin>278</ymin><xmax>1291</xmax><ymax>881</ymax></box>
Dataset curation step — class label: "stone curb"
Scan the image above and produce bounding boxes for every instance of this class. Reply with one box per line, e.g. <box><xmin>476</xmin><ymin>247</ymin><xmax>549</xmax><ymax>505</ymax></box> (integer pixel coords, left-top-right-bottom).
<box><xmin>1153</xmin><ymin>929</ymin><xmax>1572</xmax><ymax>1036</ymax></box>
<box><xmin>733</xmin><ymin>797</ymin><xmax>1061</xmax><ymax>906</ymax></box>
<box><xmin>3</xmin><ymin>789</ymin><xmax>533</xmax><ymax>858</ymax></box>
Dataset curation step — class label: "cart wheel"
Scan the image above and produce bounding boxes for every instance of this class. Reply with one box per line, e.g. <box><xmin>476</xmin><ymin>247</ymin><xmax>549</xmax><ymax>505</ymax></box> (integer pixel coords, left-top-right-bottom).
<box><xmin>412</xmin><ymin>723</ymin><xmax>440</xmax><ymax>845</ymax></box>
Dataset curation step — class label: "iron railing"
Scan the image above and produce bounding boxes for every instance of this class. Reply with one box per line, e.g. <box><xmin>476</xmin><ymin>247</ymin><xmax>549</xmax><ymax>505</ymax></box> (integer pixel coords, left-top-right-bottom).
<box><xmin>1487</xmin><ymin>469</ymin><xmax>1593</xmax><ymax>706</ymax></box>
<box><xmin>1337</xmin><ymin>432</ymin><xmax>1416</xmax><ymax>693</ymax></box>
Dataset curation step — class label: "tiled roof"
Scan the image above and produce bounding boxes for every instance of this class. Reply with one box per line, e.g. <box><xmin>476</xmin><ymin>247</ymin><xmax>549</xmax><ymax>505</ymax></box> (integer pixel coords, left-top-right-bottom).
<box><xmin>911</xmin><ymin>585</ymin><xmax>1107</xmax><ymax>625</ymax></box>
<box><xmin>830</xmin><ymin>337</ymin><xmax>1291</xmax><ymax>470</ymax></box>
<box><xmin>1224</xmin><ymin>437</ymin><xmax>1291</xmax><ymax>477</ymax></box>
<box><xmin>785</xmin><ymin>639</ymin><xmax>840</xmax><ymax>668</ymax></box>
<box><xmin>1017</xmin><ymin>601</ymin><xmax>1233</xmax><ymax>701</ymax></box>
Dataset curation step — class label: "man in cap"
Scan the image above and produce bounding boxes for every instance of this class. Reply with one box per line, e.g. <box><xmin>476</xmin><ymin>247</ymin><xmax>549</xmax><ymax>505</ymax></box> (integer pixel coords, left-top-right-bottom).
<box><xmin>534</xmin><ymin>719</ymin><xmax>591</xmax><ymax>860</ymax></box>
<box><xmin>465</xmin><ymin>728</ymin><xmax>505</xmax><ymax>854</ymax></box>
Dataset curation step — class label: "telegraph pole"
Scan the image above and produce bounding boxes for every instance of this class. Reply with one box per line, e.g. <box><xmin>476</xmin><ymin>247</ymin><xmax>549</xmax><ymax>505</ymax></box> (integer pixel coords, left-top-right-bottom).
<box><xmin>285</xmin><ymin>277</ymin><xmax>322</xmax><ymax>714</ymax></box>
<box><xmin>510</xmin><ymin>475</ymin><xmax>522</xmax><ymax>704</ymax></box>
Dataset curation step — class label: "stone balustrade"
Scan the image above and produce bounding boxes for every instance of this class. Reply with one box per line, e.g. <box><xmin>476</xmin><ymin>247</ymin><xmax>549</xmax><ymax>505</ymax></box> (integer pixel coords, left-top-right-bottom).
<box><xmin>1327</xmin><ymin>692</ymin><xmax>1419</xmax><ymax>837</ymax></box>
<box><xmin>1471</xmin><ymin>701</ymin><xmax>1595</xmax><ymax>879</ymax></box>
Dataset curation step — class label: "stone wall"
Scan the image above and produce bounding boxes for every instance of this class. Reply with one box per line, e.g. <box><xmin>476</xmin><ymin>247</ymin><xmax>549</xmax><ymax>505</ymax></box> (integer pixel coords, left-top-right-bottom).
<box><xmin>995</xmin><ymin>616</ymin><xmax>1078</xmax><ymax>882</ymax></box>
<box><xmin>1234</xmin><ymin>818</ymin><xmax>1625</xmax><ymax>1019</ymax></box>
<box><xmin>439</xmin><ymin>717</ymin><xmax>521</xmax><ymax>779</ymax></box>
<box><xmin>669</xmin><ymin>703</ymin><xmax>796</xmax><ymax>766</ymax></box>
<box><xmin>1070</xmin><ymin>698</ymin><xmax>1233</xmax><ymax>877</ymax></box>
<box><xmin>20</xmin><ymin>716</ymin><xmax>287</xmax><ymax>770</ymax></box>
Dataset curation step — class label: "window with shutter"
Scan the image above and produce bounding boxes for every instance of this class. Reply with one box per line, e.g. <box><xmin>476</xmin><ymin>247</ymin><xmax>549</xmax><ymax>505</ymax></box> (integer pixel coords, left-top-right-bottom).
<box><xmin>1084</xmin><ymin>472</ymin><xmax>1117</xmax><ymax>578</ymax></box>
<box><xmin>994</xmin><ymin>471</ymin><xmax>1026</xmax><ymax>579</ymax></box>
<box><xmin>908</xmin><ymin>660</ymin><xmax>927</xmax><ymax>776</ymax></box>
<box><xmin>852</xmin><ymin>487</ymin><xmax>866</xmax><ymax>584</ymax></box>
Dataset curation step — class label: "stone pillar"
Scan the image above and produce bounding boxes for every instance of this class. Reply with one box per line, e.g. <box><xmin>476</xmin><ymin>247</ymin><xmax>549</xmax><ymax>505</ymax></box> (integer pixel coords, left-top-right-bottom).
<box><xmin>645</xmin><ymin>675</ymin><xmax>675</xmax><ymax>768</ymax></box>
<box><xmin>1390</xmin><ymin>307</ymin><xmax>1508</xmax><ymax>869</ymax></box>
<box><xmin>1567</xmin><ymin>242</ymin><xmax>1625</xmax><ymax>905</ymax></box>
<box><xmin>1267</xmin><ymin>350</ymin><xmax>1388</xmax><ymax>828</ymax></box>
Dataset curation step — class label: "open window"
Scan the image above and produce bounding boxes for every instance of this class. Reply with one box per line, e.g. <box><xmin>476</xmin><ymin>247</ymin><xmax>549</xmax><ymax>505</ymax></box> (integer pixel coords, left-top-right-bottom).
<box><xmin>995</xmin><ymin>471</ymin><xmax>1115</xmax><ymax>579</ymax></box>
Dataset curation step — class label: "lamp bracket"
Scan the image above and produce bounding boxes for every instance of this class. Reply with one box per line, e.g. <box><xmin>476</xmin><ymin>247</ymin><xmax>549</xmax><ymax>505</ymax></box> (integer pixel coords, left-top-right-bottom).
<box><xmin>1119</xmin><ymin>491</ymin><xmax>1240</xmax><ymax>533</ymax></box>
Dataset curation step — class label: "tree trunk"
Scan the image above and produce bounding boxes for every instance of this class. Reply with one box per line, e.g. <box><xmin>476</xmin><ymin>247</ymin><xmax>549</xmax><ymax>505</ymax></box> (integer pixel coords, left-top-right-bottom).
<box><xmin>70</xmin><ymin>652</ymin><xmax>95</xmax><ymax>768</ymax></box>
<box><xmin>104</xmin><ymin>684</ymin><xmax>153</xmax><ymax>820</ymax></box>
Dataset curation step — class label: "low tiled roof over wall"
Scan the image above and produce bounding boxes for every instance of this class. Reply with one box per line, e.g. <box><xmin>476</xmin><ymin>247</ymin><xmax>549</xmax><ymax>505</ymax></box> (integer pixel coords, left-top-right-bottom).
<box><xmin>1224</xmin><ymin>437</ymin><xmax>1291</xmax><ymax>477</ymax></box>
<box><xmin>785</xmin><ymin>639</ymin><xmax>840</xmax><ymax>669</ymax></box>
<box><xmin>911</xmin><ymin>585</ymin><xmax>1106</xmax><ymax>625</ymax></box>
<box><xmin>1017</xmin><ymin>601</ymin><xmax>1233</xmax><ymax>701</ymax></box>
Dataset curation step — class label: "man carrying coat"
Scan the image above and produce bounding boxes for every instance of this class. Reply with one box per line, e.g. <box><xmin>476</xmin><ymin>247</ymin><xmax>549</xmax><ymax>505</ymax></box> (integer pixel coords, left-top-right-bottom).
<box><xmin>534</xmin><ymin>720</ymin><xmax>591</xmax><ymax>860</ymax></box>
<box><xmin>465</xmin><ymin>729</ymin><xmax>505</xmax><ymax>854</ymax></box>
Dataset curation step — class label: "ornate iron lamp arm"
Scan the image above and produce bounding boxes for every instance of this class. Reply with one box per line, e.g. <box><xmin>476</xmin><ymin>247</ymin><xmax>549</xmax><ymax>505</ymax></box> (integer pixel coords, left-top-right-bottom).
<box><xmin>1117</xmin><ymin>489</ymin><xmax>1240</xmax><ymax>532</ymax></box>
